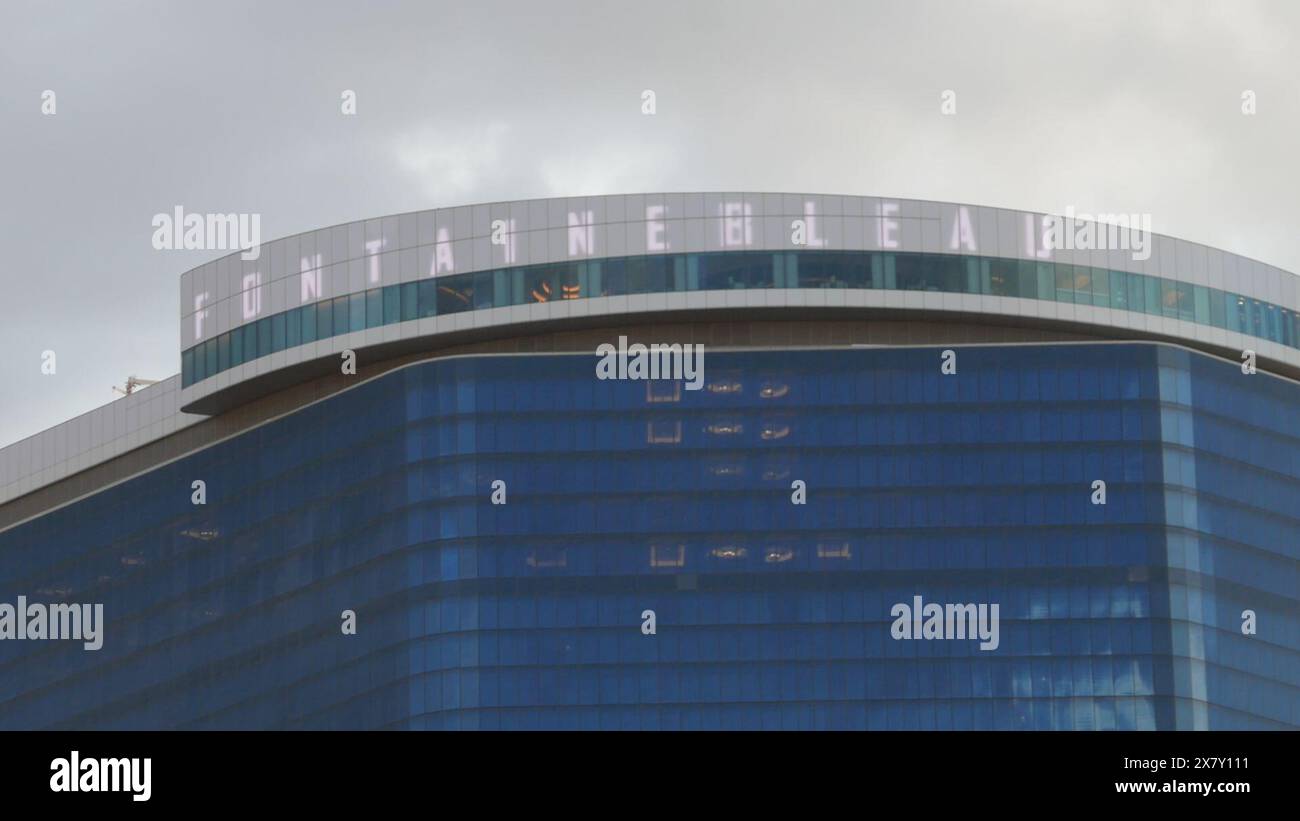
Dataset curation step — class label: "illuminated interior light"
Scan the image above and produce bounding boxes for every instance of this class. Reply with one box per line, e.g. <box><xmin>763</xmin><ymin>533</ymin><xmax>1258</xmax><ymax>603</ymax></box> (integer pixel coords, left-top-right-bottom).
<box><xmin>650</xmin><ymin>544</ymin><xmax>686</xmax><ymax>568</ymax></box>
<box><xmin>438</xmin><ymin>286</ymin><xmax>470</xmax><ymax>305</ymax></box>
<box><xmin>817</xmin><ymin>542</ymin><xmax>852</xmax><ymax>559</ymax></box>
<box><xmin>705</xmin><ymin>421</ymin><xmax>743</xmax><ymax>435</ymax></box>
<box><xmin>760</xmin><ymin>424</ymin><xmax>790</xmax><ymax>440</ymax></box>
<box><xmin>758</xmin><ymin>382</ymin><xmax>789</xmax><ymax>399</ymax></box>
<box><xmin>646</xmin><ymin>420</ymin><xmax>682</xmax><ymax>443</ymax></box>
<box><xmin>706</xmin><ymin>380</ymin><xmax>743</xmax><ymax>394</ymax></box>
<box><xmin>527</xmin><ymin>548</ymin><xmax>568</xmax><ymax>568</ymax></box>
<box><xmin>710</xmin><ymin>545</ymin><xmax>747</xmax><ymax>559</ymax></box>
<box><xmin>645</xmin><ymin>381</ymin><xmax>681</xmax><ymax>403</ymax></box>
<box><xmin>530</xmin><ymin>280</ymin><xmax>553</xmax><ymax>303</ymax></box>
<box><xmin>764</xmin><ymin>547</ymin><xmax>795</xmax><ymax>563</ymax></box>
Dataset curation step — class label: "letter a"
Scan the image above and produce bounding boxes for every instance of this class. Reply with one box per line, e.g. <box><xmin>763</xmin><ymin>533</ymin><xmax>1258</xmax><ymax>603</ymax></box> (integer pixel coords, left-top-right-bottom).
<box><xmin>1091</xmin><ymin>480</ymin><xmax>1106</xmax><ymax>505</ymax></box>
<box><xmin>941</xmin><ymin>349</ymin><xmax>957</xmax><ymax>375</ymax></box>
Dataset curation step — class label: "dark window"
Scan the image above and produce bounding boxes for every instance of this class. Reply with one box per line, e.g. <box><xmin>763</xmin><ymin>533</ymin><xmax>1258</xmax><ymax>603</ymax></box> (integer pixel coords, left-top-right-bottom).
<box><xmin>302</xmin><ymin>304</ymin><xmax>318</xmax><ymax>343</ymax></box>
<box><xmin>333</xmin><ymin>296</ymin><xmax>349</xmax><ymax>336</ymax></box>
<box><xmin>1127</xmin><ymin>273</ymin><xmax>1145</xmax><ymax>314</ymax></box>
<box><xmin>438</xmin><ymin>275</ymin><xmax>473</xmax><ymax>314</ymax></box>
<box><xmin>1109</xmin><ymin>270</ymin><xmax>1128</xmax><ymax>311</ymax></box>
<box><xmin>1159</xmin><ymin>281</ymin><xmax>1179</xmax><ymax>318</ymax></box>
<box><xmin>272</xmin><ymin>313</ymin><xmax>286</xmax><ymax>351</ymax></box>
<box><xmin>384</xmin><ymin>285</ymin><xmax>400</xmax><ymax>325</ymax></box>
<box><xmin>600</xmin><ymin>258</ymin><xmax>627</xmax><ymax>295</ymax></box>
<box><xmin>800</xmin><ymin>252</ymin><xmax>869</xmax><ymax>289</ymax></box>
<box><xmin>1035</xmin><ymin>263</ymin><xmax>1054</xmax><ymax>301</ymax></box>
<box><xmin>637</xmin><ymin>255</ymin><xmax>677</xmax><ymax>292</ymax></box>
<box><xmin>895</xmin><ymin>254</ymin><xmax>926</xmax><ymax>291</ymax></box>
<box><xmin>1227</xmin><ymin>294</ymin><xmax>1244</xmax><ymax>332</ymax></box>
<box><xmin>1089</xmin><ymin>268</ymin><xmax>1109</xmax><ymax>307</ymax></box>
<box><xmin>418</xmin><ymin>279</ymin><xmax>437</xmax><ymax>317</ymax></box>
<box><xmin>988</xmin><ymin>259</ymin><xmax>1018</xmax><ymax>297</ymax></box>
<box><xmin>697</xmin><ymin>253</ymin><xmax>772</xmax><ymax>290</ymax></box>
<box><xmin>1248</xmin><ymin>299</ymin><xmax>1263</xmax><ymax>337</ymax></box>
<box><xmin>1143</xmin><ymin>277</ymin><xmax>1162</xmax><ymax>316</ymax></box>
<box><xmin>1054</xmin><ymin>265</ymin><xmax>1076</xmax><ymax>303</ymax></box>
<box><xmin>473</xmin><ymin>270</ymin><xmax>496</xmax><ymax>309</ymax></box>
<box><xmin>286</xmin><ymin>307</ymin><xmax>302</xmax><ymax>348</ymax></box>
<box><xmin>1016</xmin><ymin>260</ymin><xmax>1038</xmax><ymax>299</ymax></box>
<box><xmin>401</xmin><ymin>283</ymin><xmax>418</xmax><ymax>321</ymax></box>
<box><xmin>257</xmin><ymin>317</ymin><xmax>272</xmax><ymax>358</ymax></box>
<box><xmin>1208</xmin><ymin>289</ymin><xmax>1226</xmax><ymax>329</ymax></box>
<box><xmin>1193</xmin><ymin>286</ymin><xmax>1210</xmax><ymax>325</ymax></box>
<box><xmin>316</xmin><ymin>300</ymin><xmax>332</xmax><ymax>339</ymax></box>
<box><xmin>349</xmin><ymin>293</ymin><xmax>366</xmax><ymax>332</ymax></box>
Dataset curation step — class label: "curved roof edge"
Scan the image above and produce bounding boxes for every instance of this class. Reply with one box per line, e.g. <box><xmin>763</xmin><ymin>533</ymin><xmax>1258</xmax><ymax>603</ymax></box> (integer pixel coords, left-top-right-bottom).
<box><xmin>177</xmin><ymin>192</ymin><xmax>1300</xmax><ymax>412</ymax></box>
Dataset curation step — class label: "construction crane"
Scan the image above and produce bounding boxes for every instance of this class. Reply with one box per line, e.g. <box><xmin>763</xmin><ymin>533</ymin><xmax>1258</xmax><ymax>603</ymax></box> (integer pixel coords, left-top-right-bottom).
<box><xmin>112</xmin><ymin>376</ymin><xmax>160</xmax><ymax>396</ymax></box>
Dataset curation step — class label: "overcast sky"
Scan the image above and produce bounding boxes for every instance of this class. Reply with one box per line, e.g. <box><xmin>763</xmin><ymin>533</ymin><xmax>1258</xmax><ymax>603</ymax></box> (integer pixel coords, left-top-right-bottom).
<box><xmin>1</xmin><ymin>0</ymin><xmax>1297</xmax><ymax>448</ymax></box>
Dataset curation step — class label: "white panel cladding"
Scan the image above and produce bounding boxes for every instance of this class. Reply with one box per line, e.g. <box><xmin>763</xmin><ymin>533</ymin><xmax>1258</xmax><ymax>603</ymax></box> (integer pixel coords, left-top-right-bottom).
<box><xmin>0</xmin><ymin>376</ymin><xmax>204</xmax><ymax>507</ymax></box>
<box><xmin>179</xmin><ymin>194</ymin><xmax>1300</xmax><ymax>341</ymax></box>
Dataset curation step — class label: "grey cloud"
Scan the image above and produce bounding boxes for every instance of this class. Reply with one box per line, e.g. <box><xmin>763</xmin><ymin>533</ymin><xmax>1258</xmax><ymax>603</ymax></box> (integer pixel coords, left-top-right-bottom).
<box><xmin>0</xmin><ymin>0</ymin><xmax>1296</xmax><ymax>446</ymax></box>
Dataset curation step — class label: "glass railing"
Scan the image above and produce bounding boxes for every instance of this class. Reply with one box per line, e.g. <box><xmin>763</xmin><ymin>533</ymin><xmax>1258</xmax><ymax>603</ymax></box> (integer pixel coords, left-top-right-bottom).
<box><xmin>182</xmin><ymin>249</ymin><xmax>1297</xmax><ymax>387</ymax></box>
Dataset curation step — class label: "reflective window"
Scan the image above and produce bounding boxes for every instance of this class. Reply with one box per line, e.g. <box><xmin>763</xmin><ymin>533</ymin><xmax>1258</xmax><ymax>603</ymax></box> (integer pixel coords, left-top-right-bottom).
<box><xmin>181</xmin><ymin>251</ymin><xmax>1300</xmax><ymax>386</ymax></box>
<box><xmin>15</xmin><ymin>345</ymin><xmax>1300</xmax><ymax>729</ymax></box>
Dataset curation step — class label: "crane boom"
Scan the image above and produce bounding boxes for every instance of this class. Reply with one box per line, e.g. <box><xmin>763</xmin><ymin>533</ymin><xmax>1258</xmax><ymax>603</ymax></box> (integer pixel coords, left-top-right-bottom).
<box><xmin>112</xmin><ymin>376</ymin><xmax>161</xmax><ymax>396</ymax></box>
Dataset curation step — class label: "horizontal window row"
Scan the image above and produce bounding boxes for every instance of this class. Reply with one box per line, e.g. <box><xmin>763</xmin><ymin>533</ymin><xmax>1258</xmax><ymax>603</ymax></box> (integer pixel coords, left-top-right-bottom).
<box><xmin>405</xmin><ymin>695</ymin><xmax>1166</xmax><ymax>730</ymax></box>
<box><xmin>182</xmin><ymin>250</ymin><xmax>1300</xmax><ymax>386</ymax></box>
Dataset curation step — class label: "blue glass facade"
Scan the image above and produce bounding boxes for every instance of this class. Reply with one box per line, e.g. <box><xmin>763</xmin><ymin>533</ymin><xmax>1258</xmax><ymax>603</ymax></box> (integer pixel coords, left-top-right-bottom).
<box><xmin>1</xmin><ymin>343</ymin><xmax>1297</xmax><ymax>729</ymax></box>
